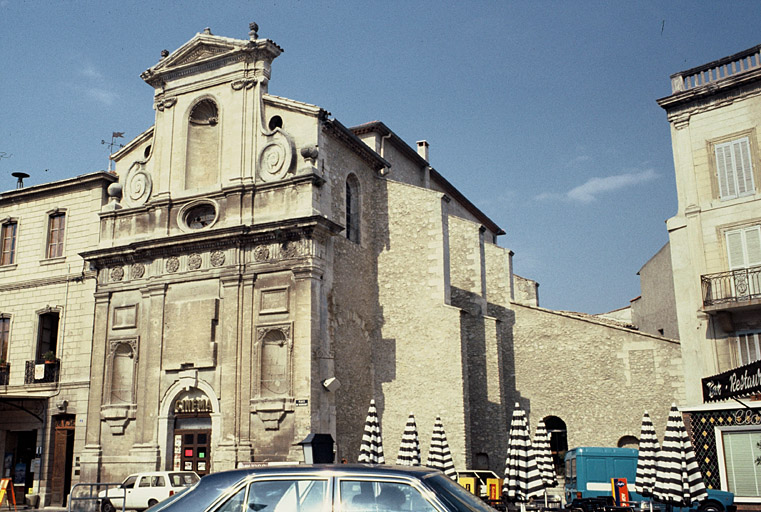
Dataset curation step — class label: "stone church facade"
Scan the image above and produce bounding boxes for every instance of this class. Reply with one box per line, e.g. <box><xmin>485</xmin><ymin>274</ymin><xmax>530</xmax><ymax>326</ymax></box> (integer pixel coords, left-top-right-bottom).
<box><xmin>1</xmin><ymin>24</ymin><xmax>686</xmax><ymax>505</ymax></box>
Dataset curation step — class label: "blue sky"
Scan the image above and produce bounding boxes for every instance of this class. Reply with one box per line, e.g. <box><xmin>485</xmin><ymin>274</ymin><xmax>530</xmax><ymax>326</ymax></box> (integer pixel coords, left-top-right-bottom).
<box><xmin>1</xmin><ymin>1</ymin><xmax>758</xmax><ymax>314</ymax></box>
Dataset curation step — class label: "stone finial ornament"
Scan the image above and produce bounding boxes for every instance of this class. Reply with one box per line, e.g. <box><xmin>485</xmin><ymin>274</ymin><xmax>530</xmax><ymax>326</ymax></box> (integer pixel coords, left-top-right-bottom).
<box><xmin>203</xmin><ymin>27</ymin><xmax>212</xmax><ymax>35</ymax></box>
<box><xmin>160</xmin><ymin>49</ymin><xmax>169</xmax><ymax>59</ymax></box>
<box><xmin>300</xmin><ymin>146</ymin><xmax>319</xmax><ymax>165</ymax></box>
<box><xmin>249</xmin><ymin>22</ymin><xmax>259</xmax><ymax>40</ymax></box>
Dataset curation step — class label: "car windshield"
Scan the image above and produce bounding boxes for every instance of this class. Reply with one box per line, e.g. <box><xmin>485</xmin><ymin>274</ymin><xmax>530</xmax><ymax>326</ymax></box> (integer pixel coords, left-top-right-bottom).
<box><xmin>170</xmin><ymin>472</ymin><xmax>200</xmax><ymax>486</ymax></box>
<box><xmin>424</xmin><ymin>474</ymin><xmax>495</xmax><ymax>512</ymax></box>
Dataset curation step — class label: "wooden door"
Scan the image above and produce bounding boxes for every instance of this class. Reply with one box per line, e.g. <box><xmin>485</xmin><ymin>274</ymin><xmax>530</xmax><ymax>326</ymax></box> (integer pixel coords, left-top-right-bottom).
<box><xmin>49</xmin><ymin>416</ymin><xmax>74</xmax><ymax>506</ymax></box>
<box><xmin>175</xmin><ymin>429</ymin><xmax>210</xmax><ymax>475</ymax></box>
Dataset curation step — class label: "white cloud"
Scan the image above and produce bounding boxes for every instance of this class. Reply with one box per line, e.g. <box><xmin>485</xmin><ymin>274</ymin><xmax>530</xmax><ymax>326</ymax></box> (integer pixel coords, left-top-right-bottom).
<box><xmin>81</xmin><ymin>65</ymin><xmax>104</xmax><ymax>80</ymax></box>
<box><xmin>536</xmin><ymin>168</ymin><xmax>658</xmax><ymax>203</ymax></box>
<box><xmin>86</xmin><ymin>87</ymin><xmax>119</xmax><ymax>106</ymax></box>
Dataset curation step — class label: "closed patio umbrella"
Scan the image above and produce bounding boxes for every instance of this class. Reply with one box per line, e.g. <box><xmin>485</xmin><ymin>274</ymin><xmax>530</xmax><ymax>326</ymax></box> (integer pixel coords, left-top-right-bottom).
<box><xmin>635</xmin><ymin>411</ymin><xmax>660</xmax><ymax>501</ymax></box>
<box><xmin>396</xmin><ymin>413</ymin><xmax>421</xmax><ymax>466</ymax></box>
<box><xmin>358</xmin><ymin>399</ymin><xmax>385</xmax><ymax>464</ymax></box>
<box><xmin>532</xmin><ymin>419</ymin><xmax>557</xmax><ymax>506</ymax></box>
<box><xmin>426</xmin><ymin>416</ymin><xmax>456</xmax><ymax>479</ymax></box>
<box><xmin>503</xmin><ymin>403</ymin><xmax>545</xmax><ymax>511</ymax></box>
<box><xmin>652</xmin><ymin>404</ymin><xmax>707</xmax><ymax>508</ymax></box>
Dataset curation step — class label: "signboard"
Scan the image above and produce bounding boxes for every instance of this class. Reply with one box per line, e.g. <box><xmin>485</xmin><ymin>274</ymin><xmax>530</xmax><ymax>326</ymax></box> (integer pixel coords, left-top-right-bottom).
<box><xmin>702</xmin><ymin>358</ymin><xmax>761</xmax><ymax>402</ymax></box>
<box><xmin>0</xmin><ymin>478</ymin><xmax>17</xmax><ymax>511</ymax></box>
<box><xmin>295</xmin><ymin>399</ymin><xmax>308</xmax><ymax>407</ymax></box>
<box><xmin>611</xmin><ymin>478</ymin><xmax>629</xmax><ymax>506</ymax></box>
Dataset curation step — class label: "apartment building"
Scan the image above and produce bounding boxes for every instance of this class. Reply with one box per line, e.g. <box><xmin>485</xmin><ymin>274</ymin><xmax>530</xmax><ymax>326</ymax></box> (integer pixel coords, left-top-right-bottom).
<box><xmin>659</xmin><ymin>43</ymin><xmax>761</xmax><ymax>504</ymax></box>
<box><xmin>0</xmin><ymin>172</ymin><xmax>116</xmax><ymax>506</ymax></box>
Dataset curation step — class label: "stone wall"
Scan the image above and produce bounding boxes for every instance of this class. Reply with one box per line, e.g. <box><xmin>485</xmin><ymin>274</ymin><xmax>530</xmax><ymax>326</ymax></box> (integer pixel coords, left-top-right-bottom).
<box><xmin>510</xmin><ymin>303</ymin><xmax>685</xmax><ymax>448</ymax></box>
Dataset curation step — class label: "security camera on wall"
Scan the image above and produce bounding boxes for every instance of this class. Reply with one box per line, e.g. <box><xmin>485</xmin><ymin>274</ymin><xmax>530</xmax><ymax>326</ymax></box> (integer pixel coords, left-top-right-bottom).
<box><xmin>322</xmin><ymin>377</ymin><xmax>341</xmax><ymax>392</ymax></box>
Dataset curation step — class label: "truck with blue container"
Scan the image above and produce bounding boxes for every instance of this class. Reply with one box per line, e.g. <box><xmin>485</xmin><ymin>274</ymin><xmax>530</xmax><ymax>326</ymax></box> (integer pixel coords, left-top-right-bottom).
<box><xmin>564</xmin><ymin>447</ymin><xmax>735</xmax><ymax>512</ymax></box>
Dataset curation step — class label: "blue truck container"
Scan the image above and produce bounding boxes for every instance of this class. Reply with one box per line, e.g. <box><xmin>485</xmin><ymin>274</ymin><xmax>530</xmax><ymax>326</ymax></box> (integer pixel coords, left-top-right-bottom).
<box><xmin>564</xmin><ymin>447</ymin><xmax>735</xmax><ymax>512</ymax></box>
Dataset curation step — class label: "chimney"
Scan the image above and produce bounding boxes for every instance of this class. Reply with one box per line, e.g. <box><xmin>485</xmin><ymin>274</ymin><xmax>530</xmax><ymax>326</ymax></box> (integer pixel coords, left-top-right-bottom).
<box><xmin>416</xmin><ymin>140</ymin><xmax>429</xmax><ymax>162</ymax></box>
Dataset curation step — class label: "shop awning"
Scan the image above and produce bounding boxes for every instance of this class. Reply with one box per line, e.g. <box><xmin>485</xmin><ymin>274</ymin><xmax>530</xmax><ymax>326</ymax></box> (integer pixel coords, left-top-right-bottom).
<box><xmin>702</xmin><ymin>358</ymin><xmax>761</xmax><ymax>402</ymax></box>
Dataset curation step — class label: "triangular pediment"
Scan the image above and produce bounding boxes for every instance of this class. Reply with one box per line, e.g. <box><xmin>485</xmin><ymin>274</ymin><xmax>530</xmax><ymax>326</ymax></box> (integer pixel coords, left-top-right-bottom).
<box><xmin>152</xmin><ymin>33</ymin><xmax>246</xmax><ymax>73</ymax></box>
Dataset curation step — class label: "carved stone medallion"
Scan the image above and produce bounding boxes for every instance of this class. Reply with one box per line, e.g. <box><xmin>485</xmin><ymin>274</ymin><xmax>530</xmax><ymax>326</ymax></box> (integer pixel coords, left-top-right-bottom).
<box><xmin>281</xmin><ymin>241</ymin><xmax>299</xmax><ymax>259</ymax></box>
<box><xmin>131</xmin><ymin>263</ymin><xmax>145</xmax><ymax>279</ymax></box>
<box><xmin>210</xmin><ymin>250</ymin><xmax>225</xmax><ymax>267</ymax></box>
<box><xmin>111</xmin><ymin>267</ymin><xmax>124</xmax><ymax>281</ymax></box>
<box><xmin>166</xmin><ymin>257</ymin><xmax>180</xmax><ymax>273</ymax></box>
<box><xmin>253</xmin><ymin>245</ymin><xmax>270</xmax><ymax>262</ymax></box>
<box><xmin>188</xmin><ymin>253</ymin><xmax>202</xmax><ymax>270</ymax></box>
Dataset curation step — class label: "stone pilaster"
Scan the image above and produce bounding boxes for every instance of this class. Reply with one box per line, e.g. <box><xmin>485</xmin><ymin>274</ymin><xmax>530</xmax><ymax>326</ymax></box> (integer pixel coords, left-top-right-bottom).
<box><xmin>80</xmin><ymin>291</ymin><xmax>110</xmax><ymax>482</ymax></box>
<box><xmin>129</xmin><ymin>283</ymin><xmax>167</xmax><ymax>467</ymax></box>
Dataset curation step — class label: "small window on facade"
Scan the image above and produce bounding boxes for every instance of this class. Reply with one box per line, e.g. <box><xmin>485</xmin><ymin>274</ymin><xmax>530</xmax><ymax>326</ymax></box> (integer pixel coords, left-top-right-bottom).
<box><xmin>1</xmin><ymin>221</ymin><xmax>17</xmax><ymax>265</ymax></box>
<box><xmin>617</xmin><ymin>435</ymin><xmax>639</xmax><ymax>449</ymax></box>
<box><xmin>37</xmin><ymin>311</ymin><xmax>59</xmax><ymax>362</ymax></box>
<box><xmin>726</xmin><ymin>225</ymin><xmax>761</xmax><ymax>270</ymax></box>
<box><xmin>715</xmin><ymin>137</ymin><xmax>755</xmax><ymax>200</ymax></box>
<box><xmin>47</xmin><ymin>212</ymin><xmax>66</xmax><ymax>259</ymax></box>
<box><xmin>346</xmin><ymin>174</ymin><xmax>360</xmax><ymax>244</ymax></box>
<box><xmin>0</xmin><ymin>315</ymin><xmax>10</xmax><ymax>363</ymax></box>
<box><xmin>735</xmin><ymin>332</ymin><xmax>761</xmax><ymax>366</ymax></box>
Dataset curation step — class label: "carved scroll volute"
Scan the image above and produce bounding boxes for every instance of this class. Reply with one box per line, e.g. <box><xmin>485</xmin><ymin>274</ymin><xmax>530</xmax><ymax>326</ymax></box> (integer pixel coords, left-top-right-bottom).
<box><xmin>257</xmin><ymin>129</ymin><xmax>295</xmax><ymax>182</ymax></box>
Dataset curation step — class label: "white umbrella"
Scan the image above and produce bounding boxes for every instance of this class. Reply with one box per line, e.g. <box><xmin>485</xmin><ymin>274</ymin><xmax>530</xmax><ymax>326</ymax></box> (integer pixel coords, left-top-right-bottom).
<box><xmin>503</xmin><ymin>403</ymin><xmax>545</xmax><ymax>512</ymax></box>
<box><xmin>635</xmin><ymin>411</ymin><xmax>660</xmax><ymax>501</ymax></box>
<box><xmin>426</xmin><ymin>416</ymin><xmax>456</xmax><ymax>479</ymax></box>
<box><xmin>396</xmin><ymin>413</ymin><xmax>421</xmax><ymax>466</ymax></box>
<box><xmin>358</xmin><ymin>399</ymin><xmax>385</xmax><ymax>464</ymax></box>
<box><xmin>652</xmin><ymin>404</ymin><xmax>708</xmax><ymax>508</ymax></box>
<box><xmin>532</xmin><ymin>419</ymin><xmax>557</xmax><ymax>506</ymax></box>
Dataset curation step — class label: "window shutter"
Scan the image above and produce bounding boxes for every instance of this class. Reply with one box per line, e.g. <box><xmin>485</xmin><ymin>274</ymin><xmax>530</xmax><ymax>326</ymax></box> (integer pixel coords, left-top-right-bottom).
<box><xmin>745</xmin><ymin>226</ymin><xmax>761</xmax><ymax>266</ymax></box>
<box><xmin>733</xmin><ymin>138</ymin><xmax>754</xmax><ymax>195</ymax></box>
<box><xmin>716</xmin><ymin>143</ymin><xmax>735</xmax><ymax>198</ymax></box>
<box><xmin>727</xmin><ymin>230</ymin><xmax>746</xmax><ymax>269</ymax></box>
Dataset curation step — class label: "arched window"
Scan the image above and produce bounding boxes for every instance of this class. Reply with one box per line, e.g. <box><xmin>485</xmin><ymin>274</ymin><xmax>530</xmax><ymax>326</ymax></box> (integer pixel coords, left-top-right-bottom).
<box><xmin>186</xmin><ymin>99</ymin><xmax>219</xmax><ymax>189</ymax></box>
<box><xmin>346</xmin><ymin>174</ymin><xmax>360</xmax><ymax>244</ymax></box>
<box><xmin>618</xmin><ymin>435</ymin><xmax>639</xmax><ymax>449</ymax></box>
<box><xmin>544</xmin><ymin>416</ymin><xmax>568</xmax><ymax>476</ymax></box>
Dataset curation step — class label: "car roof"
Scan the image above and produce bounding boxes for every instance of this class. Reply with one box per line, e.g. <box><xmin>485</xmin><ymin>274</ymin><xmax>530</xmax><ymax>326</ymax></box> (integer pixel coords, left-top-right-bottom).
<box><xmin>200</xmin><ymin>464</ymin><xmax>441</xmax><ymax>483</ymax></box>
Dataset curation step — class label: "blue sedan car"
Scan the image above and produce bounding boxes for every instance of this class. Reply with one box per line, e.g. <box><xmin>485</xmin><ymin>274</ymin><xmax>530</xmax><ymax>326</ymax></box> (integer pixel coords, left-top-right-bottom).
<box><xmin>146</xmin><ymin>464</ymin><xmax>496</xmax><ymax>512</ymax></box>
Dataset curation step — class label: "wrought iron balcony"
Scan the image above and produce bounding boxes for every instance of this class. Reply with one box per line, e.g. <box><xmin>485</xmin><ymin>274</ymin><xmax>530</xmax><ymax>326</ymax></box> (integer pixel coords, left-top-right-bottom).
<box><xmin>0</xmin><ymin>364</ymin><xmax>8</xmax><ymax>385</ymax></box>
<box><xmin>702</xmin><ymin>265</ymin><xmax>761</xmax><ymax>308</ymax></box>
<box><xmin>24</xmin><ymin>359</ymin><xmax>60</xmax><ymax>384</ymax></box>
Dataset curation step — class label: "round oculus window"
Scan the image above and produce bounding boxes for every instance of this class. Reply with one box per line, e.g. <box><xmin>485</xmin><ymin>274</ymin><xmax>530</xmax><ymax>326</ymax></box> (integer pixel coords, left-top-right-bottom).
<box><xmin>184</xmin><ymin>203</ymin><xmax>217</xmax><ymax>229</ymax></box>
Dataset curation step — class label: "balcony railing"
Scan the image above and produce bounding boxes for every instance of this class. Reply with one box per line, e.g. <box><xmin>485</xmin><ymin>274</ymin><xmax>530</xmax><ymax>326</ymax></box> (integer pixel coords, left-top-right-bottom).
<box><xmin>671</xmin><ymin>43</ymin><xmax>761</xmax><ymax>93</ymax></box>
<box><xmin>0</xmin><ymin>364</ymin><xmax>8</xmax><ymax>385</ymax></box>
<box><xmin>24</xmin><ymin>359</ymin><xmax>60</xmax><ymax>384</ymax></box>
<box><xmin>702</xmin><ymin>265</ymin><xmax>761</xmax><ymax>307</ymax></box>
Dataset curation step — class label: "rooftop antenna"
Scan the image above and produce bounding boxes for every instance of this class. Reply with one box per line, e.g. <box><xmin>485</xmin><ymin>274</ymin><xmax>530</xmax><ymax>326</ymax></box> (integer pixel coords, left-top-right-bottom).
<box><xmin>11</xmin><ymin>172</ymin><xmax>30</xmax><ymax>189</ymax></box>
<box><xmin>101</xmin><ymin>132</ymin><xmax>125</xmax><ymax>172</ymax></box>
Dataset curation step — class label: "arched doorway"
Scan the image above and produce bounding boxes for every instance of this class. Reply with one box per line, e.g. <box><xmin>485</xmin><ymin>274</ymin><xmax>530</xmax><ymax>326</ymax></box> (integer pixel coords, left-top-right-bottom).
<box><xmin>170</xmin><ymin>389</ymin><xmax>213</xmax><ymax>476</ymax></box>
<box><xmin>543</xmin><ymin>416</ymin><xmax>568</xmax><ymax>477</ymax></box>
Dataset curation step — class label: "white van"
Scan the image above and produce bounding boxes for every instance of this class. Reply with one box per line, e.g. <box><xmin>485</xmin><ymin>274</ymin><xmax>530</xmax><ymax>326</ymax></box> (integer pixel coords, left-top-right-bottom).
<box><xmin>99</xmin><ymin>471</ymin><xmax>199</xmax><ymax>511</ymax></box>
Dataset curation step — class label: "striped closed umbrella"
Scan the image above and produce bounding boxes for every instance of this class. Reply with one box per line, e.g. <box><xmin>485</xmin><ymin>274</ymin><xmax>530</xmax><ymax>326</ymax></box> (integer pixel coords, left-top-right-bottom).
<box><xmin>533</xmin><ymin>419</ymin><xmax>558</xmax><ymax>489</ymax></box>
<box><xmin>396</xmin><ymin>413</ymin><xmax>421</xmax><ymax>466</ymax></box>
<box><xmin>358</xmin><ymin>399</ymin><xmax>385</xmax><ymax>464</ymax></box>
<box><xmin>652</xmin><ymin>404</ymin><xmax>708</xmax><ymax>507</ymax></box>
<box><xmin>635</xmin><ymin>411</ymin><xmax>660</xmax><ymax>499</ymax></box>
<box><xmin>426</xmin><ymin>416</ymin><xmax>456</xmax><ymax>479</ymax></box>
<box><xmin>503</xmin><ymin>403</ymin><xmax>545</xmax><ymax>507</ymax></box>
